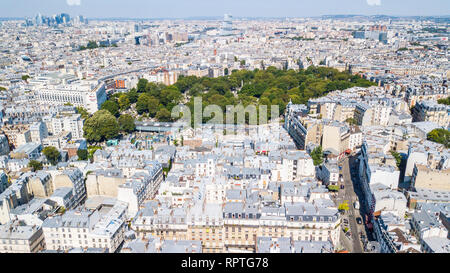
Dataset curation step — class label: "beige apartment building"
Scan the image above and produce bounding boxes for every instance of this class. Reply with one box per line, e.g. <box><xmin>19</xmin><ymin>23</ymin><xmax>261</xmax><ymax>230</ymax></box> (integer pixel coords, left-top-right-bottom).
<box><xmin>132</xmin><ymin>202</ymin><xmax>341</xmax><ymax>253</ymax></box>
<box><xmin>85</xmin><ymin>169</ymin><xmax>126</xmax><ymax>198</ymax></box>
<box><xmin>412</xmin><ymin>101</ymin><xmax>449</xmax><ymax>128</ymax></box>
<box><xmin>411</xmin><ymin>164</ymin><xmax>450</xmax><ymax>191</ymax></box>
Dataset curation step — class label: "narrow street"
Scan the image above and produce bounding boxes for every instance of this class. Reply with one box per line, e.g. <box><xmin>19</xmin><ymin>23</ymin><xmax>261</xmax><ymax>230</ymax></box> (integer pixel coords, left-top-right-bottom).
<box><xmin>341</xmin><ymin>156</ymin><xmax>363</xmax><ymax>253</ymax></box>
<box><xmin>348</xmin><ymin>155</ymin><xmax>376</xmax><ymax>243</ymax></box>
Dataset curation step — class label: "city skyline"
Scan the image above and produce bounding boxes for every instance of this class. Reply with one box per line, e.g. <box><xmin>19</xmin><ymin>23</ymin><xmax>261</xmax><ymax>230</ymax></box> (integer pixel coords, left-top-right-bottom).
<box><xmin>1</xmin><ymin>0</ymin><xmax>449</xmax><ymax>19</ymax></box>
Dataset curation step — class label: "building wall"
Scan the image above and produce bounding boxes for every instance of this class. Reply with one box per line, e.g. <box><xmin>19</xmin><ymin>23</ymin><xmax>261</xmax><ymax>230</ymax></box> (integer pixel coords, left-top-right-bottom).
<box><xmin>85</xmin><ymin>174</ymin><xmax>126</xmax><ymax>198</ymax></box>
<box><xmin>0</xmin><ymin>227</ymin><xmax>45</xmax><ymax>253</ymax></box>
<box><xmin>322</xmin><ymin>125</ymin><xmax>341</xmax><ymax>154</ymax></box>
<box><xmin>412</xmin><ymin>165</ymin><xmax>450</xmax><ymax>191</ymax></box>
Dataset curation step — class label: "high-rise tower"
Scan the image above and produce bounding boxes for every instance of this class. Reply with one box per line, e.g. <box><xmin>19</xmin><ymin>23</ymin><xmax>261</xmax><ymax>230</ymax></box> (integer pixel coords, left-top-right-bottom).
<box><xmin>221</xmin><ymin>14</ymin><xmax>233</xmax><ymax>36</ymax></box>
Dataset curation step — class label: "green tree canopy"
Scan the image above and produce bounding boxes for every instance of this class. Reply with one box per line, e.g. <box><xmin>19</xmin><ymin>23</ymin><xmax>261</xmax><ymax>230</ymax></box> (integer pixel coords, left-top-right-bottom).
<box><xmin>127</xmin><ymin>88</ymin><xmax>139</xmax><ymax>104</ymax></box>
<box><xmin>311</xmin><ymin>146</ymin><xmax>324</xmax><ymax>166</ymax></box>
<box><xmin>427</xmin><ymin>129</ymin><xmax>450</xmax><ymax>148</ymax></box>
<box><xmin>345</xmin><ymin>117</ymin><xmax>358</xmax><ymax>125</ymax></box>
<box><xmin>28</xmin><ymin>160</ymin><xmax>43</xmax><ymax>171</ymax></box>
<box><xmin>77</xmin><ymin>149</ymin><xmax>88</xmax><ymax>161</ymax></box>
<box><xmin>76</xmin><ymin>107</ymin><xmax>90</xmax><ymax>119</ymax></box>
<box><xmin>83</xmin><ymin>110</ymin><xmax>119</xmax><ymax>143</ymax></box>
<box><xmin>137</xmin><ymin>78</ymin><xmax>148</xmax><ymax>93</ymax></box>
<box><xmin>136</xmin><ymin>93</ymin><xmax>152</xmax><ymax>115</ymax></box>
<box><xmin>147</xmin><ymin>96</ymin><xmax>160</xmax><ymax>117</ymax></box>
<box><xmin>437</xmin><ymin>97</ymin><xmax>450</xmax><ymax>105</ymax></box>
<box><xmin>118</xmin><ymin>93</ymin><xmax>130</xmax><ymax>110</ymax></box>
<box><xmin>118</xmin><ymin>114</ymin><xmax>136</xmax><ymax>133</ymax></box>
<box><xmin>390</xmin><ymin>150</ymin><xmax>402</xmax><ymax>168</ymax></box>
<box><xmin>156</xmin><ymin>108</ymin><xmax>172</xmax><ymax>122</ymax></box>
<box><xmin>42</xmin><ymin>146</ymin><xmax>61</xmax><ymax>165</ymax></box>
<box><xmin>101</xmin><ymin>100</ymin><xmax>120</xmax><ymax>117</ymax></box>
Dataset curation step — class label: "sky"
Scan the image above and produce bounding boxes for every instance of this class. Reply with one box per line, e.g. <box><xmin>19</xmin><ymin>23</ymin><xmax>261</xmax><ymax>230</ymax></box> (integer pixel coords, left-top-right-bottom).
<box><xmin>1</xmin><ymin>0</ymin><xmax>449</xmax><ymax>19</ymax></box>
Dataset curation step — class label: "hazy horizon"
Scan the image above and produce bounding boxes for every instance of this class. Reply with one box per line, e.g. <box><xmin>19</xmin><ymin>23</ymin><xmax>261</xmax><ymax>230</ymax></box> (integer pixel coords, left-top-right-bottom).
<box><xmin>1</xmin><ymin>0</ymin><xmax>449</xmax><ymax>19</ymax></box>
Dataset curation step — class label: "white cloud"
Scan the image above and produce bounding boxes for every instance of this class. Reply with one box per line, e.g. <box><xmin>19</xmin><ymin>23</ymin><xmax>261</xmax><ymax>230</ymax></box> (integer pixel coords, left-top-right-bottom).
<box><xmin>67</xmin><ymin>0</ymin><xmax>81</xmax><ymax>6</ymax></box>
<box><xmin>366</xmin><ymin>0</ymin><xmax>381</xmax><ymax>6</ymax></box>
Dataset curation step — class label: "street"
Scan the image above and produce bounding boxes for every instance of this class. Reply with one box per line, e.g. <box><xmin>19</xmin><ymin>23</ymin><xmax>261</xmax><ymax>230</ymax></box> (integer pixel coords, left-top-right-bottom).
<box><xmin>333</xmin><ymin>154</ymin><xmax>370</xmax><ymax>253</ymax></box>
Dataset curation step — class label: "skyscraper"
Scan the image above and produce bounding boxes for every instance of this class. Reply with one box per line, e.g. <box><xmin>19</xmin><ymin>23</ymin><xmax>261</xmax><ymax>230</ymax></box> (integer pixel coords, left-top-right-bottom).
<box><xmin>221</xmin><ymin>14</ymin><xmax>233</xmax><ymax>36</ymax></box>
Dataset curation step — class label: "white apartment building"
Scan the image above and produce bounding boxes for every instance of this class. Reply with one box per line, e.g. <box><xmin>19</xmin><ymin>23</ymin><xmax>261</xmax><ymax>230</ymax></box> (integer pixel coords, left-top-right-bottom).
<box><xmin>50</xmin><ymin>114</ymin><xmax>84</xmax><ymax>139</ymax></box>
<box><xmin>117</xmin><ymin>164</ymin><xmax>163</xmax><ymax>218</ymax></box>
<box><xmin>29</xmin><ymin>122</ymin><xmax>48</xmax><ymax>144</ymax></box>
<box><xmin>274</xmin><ymin>151</ymin><xmax>315</xmax><ymax>181</ymax></box>
<box><xmin>34</xmin><ymin>81</ymin><xmax>107</xmax><ymax>114</ymax></box>
<box><xmin>42</xmin><ymin>201</ymin><xmax>127</xmax><ymax>252</ymax></box>
<box><xmin>0</xmin><ymin>222</ymin><xmax>45</xmax><ymax>253</ymax></box>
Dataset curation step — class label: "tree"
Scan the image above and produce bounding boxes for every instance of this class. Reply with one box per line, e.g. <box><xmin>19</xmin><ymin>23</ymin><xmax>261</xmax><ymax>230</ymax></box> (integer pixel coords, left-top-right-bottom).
<box><xmin>83</xmin><ymin>110</ymin><xmax>120</xmax><ymax>143</ymax></box>
<box><xmin>118</xmin><ymin>114</ymin><xmax>136</xmax><ymax>133</ymax></box>
<box><xmin>42</xmin><ymin>146</ymin><xmax>61</xmax><ymax>165</ymax></box>
<box><xmin>22</xmin><ymin>75</ymin><xmax>30</xmax><ymax>81</ymax></box>
<box><xmin>86</xmin><ymin>41</ymin><xmax>98</xmax><ymax>49</ymax></box>
<box><xmin>127</xmin><ymin>88</ymin><xmax>139</xmax><ymax>104</ymax></box>
<box><xmin>311</xmin><ymin>146</ymin><xmax>324</xmax><ymax>166</ymax></box>
<box><xmin>137</xmin><ymin>78</ymin><xmax>148</xmax><ymax>93</ymax></box>
<box><xmin>156</xmin><ymin>108</ymin><xmax>172</xmax><ymax>122</ymax></box>
<box><xmin>118</xmin><ymin>94</ymin><xmax>130</xmax><ymax>110</ymax></box>
<box><xmin>390</xmin><ymin>150</ymin><xmax>402</xmax><ymax>168</ymax></box>
<box><xmin>88</xmin><ymin>146</ymin><xmax>102</xmax><ymax>159</ymax></box>
<box><xmin>136</xmin><ymin>93</ymin><xmax>151</xmax><ymax>115</ymax></box>
<box><xmin>328</xmin><ymin>185</ymin><xmax>339</xmax><ymax>192</ymax></box>
<box><xmin>76</xmin><ymin>107</ymin><xmax>90</xmax><ymax>119</ymax></box>
<box><xmin>28</xmin><ymin>160</ymin><xmax>43</xmax><ymax>171</ymax></box>
<box><xmin>437</xmin><ymin>97</ymin><xmax>450</xmax><ymax>105</ymax></box>
<box><xmin>338</xmin><ymin>201</ymin><xmax>350</xmax><ymax>212</ymax></box>
<box><xmin>77</xmin><ymin>149</ymin><xmax>88</xmax><ymax>161</ymax></box>
<box><xmin>427</xmin><ymin>129</ymin><xmax>450</xmax><ymax>148</ymax></box>
<box><xmin>345</xmin><ymin>118</ymin><xmax>358</xmax><ymax>126</ymax></box>
<box><xmin>147</xmin><ymin>97</ymin><xmax>160</xmax><ymax>117</ymax></box>
<box><xmin>101</xmin><ymin>100</ymin><xmax>120</xmax><ymax>117</ymax></box>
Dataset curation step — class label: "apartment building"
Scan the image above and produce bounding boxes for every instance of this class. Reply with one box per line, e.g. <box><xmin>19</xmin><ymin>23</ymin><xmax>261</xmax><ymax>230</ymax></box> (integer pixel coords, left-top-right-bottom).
<box><xmin>42</xmin><ymin>201</ymin><xmax>127</xmax><ymax>252</ymax></box>
<box><xmin>412</xmin><ymin>100</ymin><xmax>450</xmax><ymax>128</ymax></box>
<box><xmin>50</xmin><ymin>114</ymin><xmax>84</xmax><ymax>139</ymax></box>
<box><xmin>34</xmin><ymin>81</ymin><xmax>107</xmax><ymax>114</ymax></box>
<box><xmin>0</xmin><ymin>221</ymin><xmax>45</xmax><ymax>253</ymax></box>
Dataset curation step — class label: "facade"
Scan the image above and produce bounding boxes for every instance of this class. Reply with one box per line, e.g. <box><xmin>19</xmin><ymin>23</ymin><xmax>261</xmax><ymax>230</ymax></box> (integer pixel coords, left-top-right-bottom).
<box><xmin>0</xmin><ymin>221</ymin><xmax>45</xmax><ymax>253</ymax></box>
<box><xmin>0</xmin><ymin>135</ymin><xmax>10</xmax><ymax>156</ymax></box>
<box><xmin>34</xmin><ymin>81</ymin><xmax>107</xmax><ymax>114</ymax></box>
<box><xmin>50</xmin><ymin>114</ymin><xmax>84</xmax><ymax>139</ymax></box>
<box><xmin>1</xmin><ymin>125</ymin><xmax>31</xmax><ymax>149</ymax></box>
<box><xmin>29</xmin><ymin>171</ymin><xmax>54</xmax><ymax>198</ymax></box>
<box><xmin>0</xmin><ymin>172</ymin><xmax>9</xmax><ymax>194</ymax></box>
<box><xmin>117</xmin><ymin>164</ymin><xmax>164</xmax><ymax>218</ymax></box>
<box><xmin>412</xmin><ymin>100</ymin><xmax>449</xmax><ymax>128</ymax></box>
<box><xmin>30</xmin><ymin>122</ymin><xmax>48</xmax><ymax>144</ymax></box>
<box><xmin>132</xmin><ymin>200</ymin><xmax>341</xmax><ymax>253</ymax></box>
<box><xmin>52</xmin><ymin>168</ymin><xmax>86</xmax><ymax>207</ymax></box>
<box><xmin>42</xmin><ymin>201</ymin><xmax>127</xmax><ymax>252</ymax></box>
<box><xmin>411</xmin><ymin>164</ymin><xmax>450</xmax><ymax>191</ymax></box>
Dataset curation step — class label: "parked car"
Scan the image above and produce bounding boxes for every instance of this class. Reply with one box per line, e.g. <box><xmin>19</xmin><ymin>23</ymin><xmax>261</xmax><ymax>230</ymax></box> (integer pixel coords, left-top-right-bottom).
<box><xmin>356</xmin><ymin>217</ymin><xmax>362</xmax><ymax>225</ymax></box>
